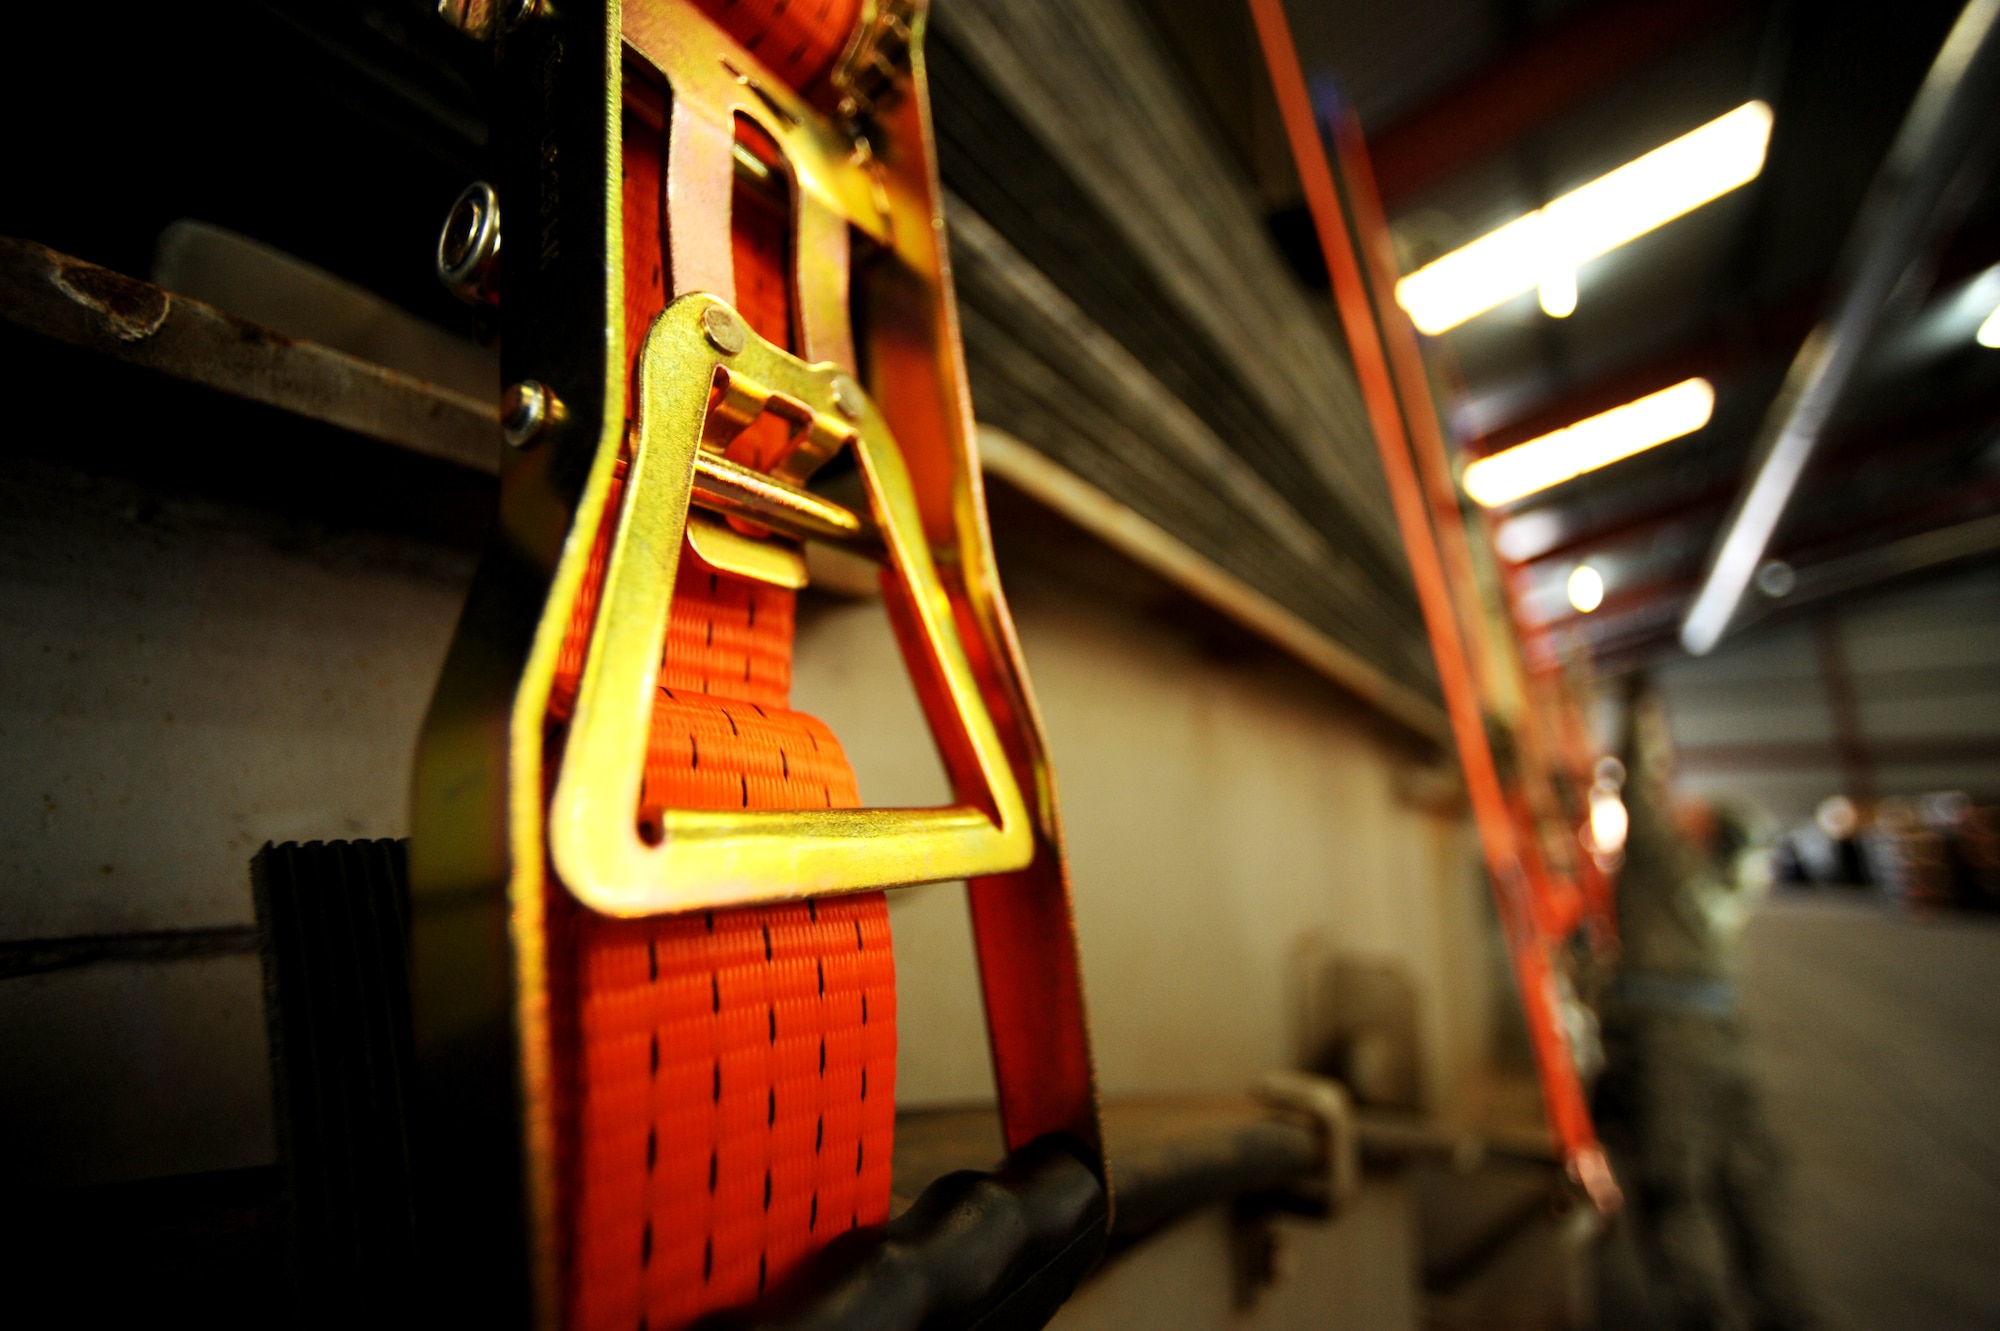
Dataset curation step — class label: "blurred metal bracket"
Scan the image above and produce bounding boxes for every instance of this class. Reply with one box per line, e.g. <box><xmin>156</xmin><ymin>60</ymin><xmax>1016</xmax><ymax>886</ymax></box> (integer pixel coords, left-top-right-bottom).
<box><xmin>1254</xmin><ymin>1071</ymin><xmax>1360</xmax><ymax>1214</ymax></box>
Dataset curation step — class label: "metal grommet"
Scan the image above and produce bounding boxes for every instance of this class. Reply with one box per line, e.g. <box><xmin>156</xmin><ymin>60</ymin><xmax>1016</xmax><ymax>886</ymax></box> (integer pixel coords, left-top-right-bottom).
<box><xmin>502</xmin><ymin>380</ymin><xmax>557</xmax><ymax>449</ymax></box>
<box><xmin>702</xmin><ymin>306</ymin><xmax>747</xmax><ymax>356</ymax></box>
<box><xmin>438</xmin><ymin>182</ymin><xmax>501</xmax><ymax>308</ymax></box>
<box><xmin>831</xmin><ymin>374</ymin><xmax>865</xmax><ymax>422</ymax></box>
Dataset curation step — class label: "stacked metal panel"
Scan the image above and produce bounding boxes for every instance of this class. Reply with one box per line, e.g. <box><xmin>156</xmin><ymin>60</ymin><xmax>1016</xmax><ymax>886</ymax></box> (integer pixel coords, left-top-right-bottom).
<box><xmin>930</xmin><ymin>0</ymin><xmax>1436</xmax><ymax>690</ymax></box>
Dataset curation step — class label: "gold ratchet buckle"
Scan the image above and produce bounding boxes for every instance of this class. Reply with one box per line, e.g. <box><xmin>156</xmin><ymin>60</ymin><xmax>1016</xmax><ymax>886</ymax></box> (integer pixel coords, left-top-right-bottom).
<box><xmin>547</xmin><ymin>292</ymin><xmax>1035</xmax><ymax>917</ymax></box>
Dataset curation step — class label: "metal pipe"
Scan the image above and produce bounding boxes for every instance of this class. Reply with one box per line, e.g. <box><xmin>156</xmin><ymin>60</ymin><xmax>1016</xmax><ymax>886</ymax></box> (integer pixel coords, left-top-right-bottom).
<box><xmin>1680</xmin><ymin>0</ymin><xmax>2000</xmax><ymax>654</ymax></box>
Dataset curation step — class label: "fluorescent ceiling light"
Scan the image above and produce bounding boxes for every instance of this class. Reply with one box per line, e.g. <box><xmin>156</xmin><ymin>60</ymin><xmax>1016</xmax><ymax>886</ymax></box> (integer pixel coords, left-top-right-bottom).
<box><xmin>1567</xmin><ymin>564</ymin><xmax>1605</xmax><ymax>613</ymax></box>
<box><xmin>1397</xmin><ymin>101</ymin><xmax>1774</xmax><ymax>335</ymax></box>
<box><xmin>1979</xmin><ymin>299</ymin><xmax>2000</xmax><ymax>347</ymax></box>
<box><xmin>1463</xmin><ymin>378</ymin><xmax>1715</xmax><ymax>507</ymax></box>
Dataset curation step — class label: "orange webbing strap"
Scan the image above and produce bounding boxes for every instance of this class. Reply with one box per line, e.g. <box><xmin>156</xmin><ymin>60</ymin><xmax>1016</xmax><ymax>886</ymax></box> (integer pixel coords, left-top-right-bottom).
<box><xmin>555</xmin><ymin>9</ymin><xmax>890</xmax><ymax>1327</ymax></box>
<box><xmin>1246</xmin><ymin>0</ymin><xmax>1614</xmax><ymax>1207</ymax></box>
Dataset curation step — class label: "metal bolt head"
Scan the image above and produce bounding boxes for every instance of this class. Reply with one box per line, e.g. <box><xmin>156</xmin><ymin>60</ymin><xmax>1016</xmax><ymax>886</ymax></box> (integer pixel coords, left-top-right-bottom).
<box><xmin>438</xmin><ymin>0</ymin><xmax>539</xmax><ymax>40</ymax></box>
<box><xmin>831</xmin><ymin>374</ymin><xmax>865</xmax><ymax>422</ymax></box>
<box><xmin>701</xmin><ymin>306</ymin><xmax>747</xmax><ymax>356</ymax></box>
<box><xmin>502</xmin><ymin>380</ymin><xmax>555</xmax><ymax>448</ymax></box>
<box><xmin>438</xmin><ymin>182</ymin><xmax>501</xmax><ymax>308</ymax></box>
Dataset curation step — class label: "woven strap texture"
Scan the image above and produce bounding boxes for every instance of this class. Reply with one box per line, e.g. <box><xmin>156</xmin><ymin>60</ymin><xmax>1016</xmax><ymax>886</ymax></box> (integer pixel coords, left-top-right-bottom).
<box><xmin>563</xmin><ymin>8</ymin><xmax>888</xmax><ymax>1327</ymax></box>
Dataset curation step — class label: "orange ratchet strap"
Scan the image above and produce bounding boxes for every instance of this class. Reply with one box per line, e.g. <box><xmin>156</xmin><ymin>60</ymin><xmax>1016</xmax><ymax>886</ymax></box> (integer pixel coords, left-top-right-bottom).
<box><xmin>567</xmin><ymin>13</ymin><xmax>885</xmax><ymax>1324</ymax></box>
<box><xmin>1247</xmin><ymin>0</ymin><xmax>1619</xmax><ymax>1209</ymax></box>
<box><xmin>411</xmin><ymin>4</ymin><xmax>1104</xmax><ymax>1329</ymax></box>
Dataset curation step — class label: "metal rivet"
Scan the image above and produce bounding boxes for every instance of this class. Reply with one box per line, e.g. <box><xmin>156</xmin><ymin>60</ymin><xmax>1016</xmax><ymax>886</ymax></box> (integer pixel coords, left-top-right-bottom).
<box><xmin>438</xmin><ymin>182</ymin><xmax>501</xmax><ymax>308</ymax></box>
<box><xmin>702</xmin><ymin>306</ymin><xmax>747</xmax><ymax>356</ymax></box>
<box><xmin>831</xmin><ymin>374</ymin><xmax>865</xmax><ymax>422</ymax></box>
<box><xmin>502</xmin><ymin>380</ymin><xmax>556</xmax><ymax>448</ymax></box>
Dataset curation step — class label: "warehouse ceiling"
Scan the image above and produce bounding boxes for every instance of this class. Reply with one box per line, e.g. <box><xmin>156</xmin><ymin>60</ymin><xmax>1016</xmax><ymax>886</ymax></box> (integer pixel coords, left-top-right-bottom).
<box><xmin>1152</xmin><ymin>0</ymin><xmax>2000</xmax><ymax>668</ymax></box>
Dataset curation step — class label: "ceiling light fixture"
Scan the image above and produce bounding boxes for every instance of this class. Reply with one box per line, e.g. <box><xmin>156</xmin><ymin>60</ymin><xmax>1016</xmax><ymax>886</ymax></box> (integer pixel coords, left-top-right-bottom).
<box><xmin>1396</xmin><ymin>101</ymin><xmax>1774</xmax><ymax>335</ymax></box>
<box><xmin>1462</xmin><ymin>377</ymin><xmax>1715</xmax><ymax>507</ymax></box>
<box><xmin>1567</xmin><ymin>564</ymin><xmax>1606</xmax><ymax>613</ymax></box>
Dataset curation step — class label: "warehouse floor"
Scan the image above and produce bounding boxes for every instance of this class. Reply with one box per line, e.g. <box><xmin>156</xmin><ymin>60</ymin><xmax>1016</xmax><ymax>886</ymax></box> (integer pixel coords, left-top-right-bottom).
<box><xmin>1741</xmin><ymin>894</ymin><xmax>2000</xmax><ymax>1329</ymax></box>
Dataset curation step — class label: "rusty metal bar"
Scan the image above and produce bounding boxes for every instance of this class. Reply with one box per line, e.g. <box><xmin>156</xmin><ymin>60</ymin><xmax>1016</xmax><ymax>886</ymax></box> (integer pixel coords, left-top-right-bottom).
<box><xmin>0</xmin><ymin>237</ymin><xmax>500</xmax><ymax>474</ymax></box>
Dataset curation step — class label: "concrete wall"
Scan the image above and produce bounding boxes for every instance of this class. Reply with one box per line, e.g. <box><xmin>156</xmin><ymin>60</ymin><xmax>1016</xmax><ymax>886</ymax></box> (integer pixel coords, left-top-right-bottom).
<box><xmin>1</xmin><ymin>453</ymin><xmax>1495</xmax><ymax>1202</ymax></box>
<box><xmin>0</xmin><ymin>458</ymin><xmax>469</xmax><ymax>1186</ymax></box>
